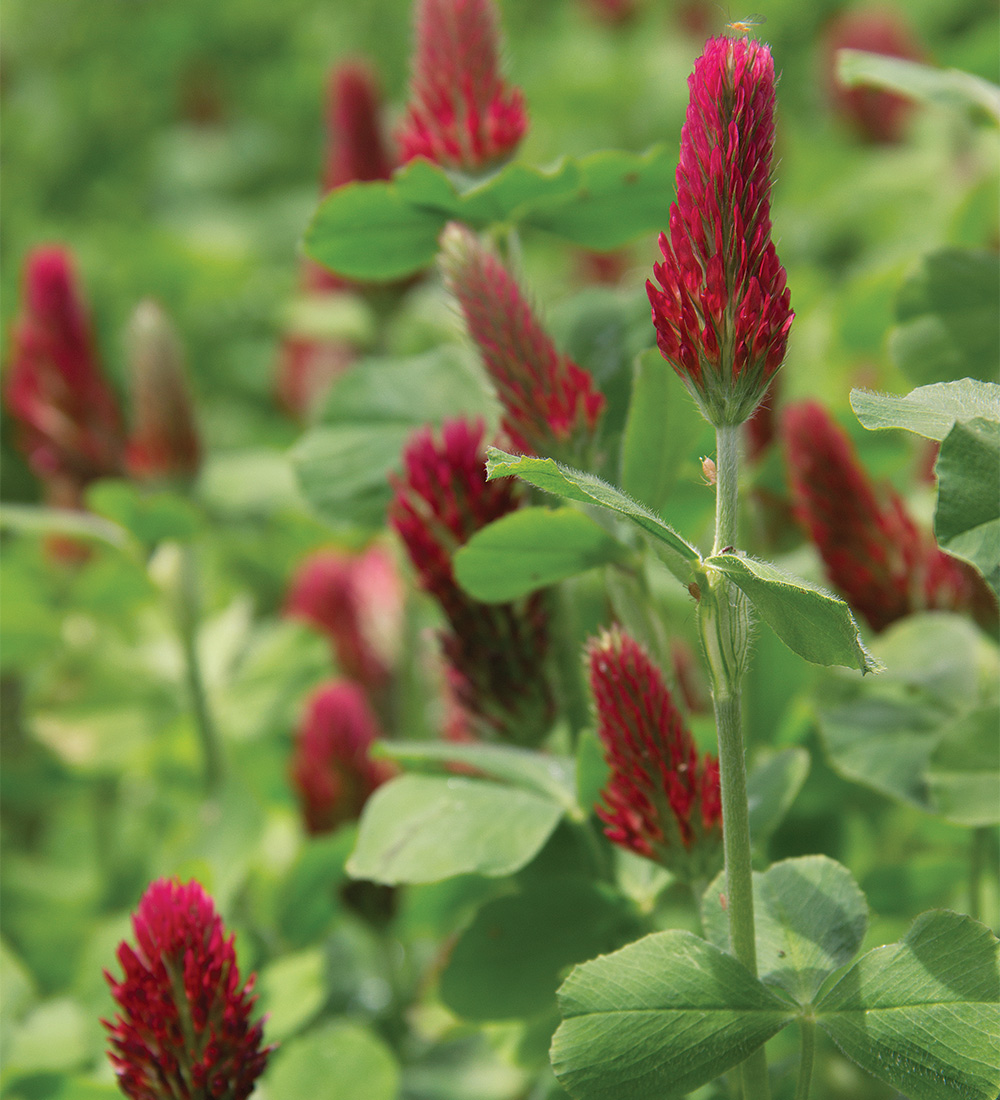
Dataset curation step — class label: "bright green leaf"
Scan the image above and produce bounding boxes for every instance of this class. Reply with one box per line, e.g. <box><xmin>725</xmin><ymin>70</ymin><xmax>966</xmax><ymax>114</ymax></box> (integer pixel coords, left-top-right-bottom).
<box><xmin>837</xmin><ymin>50</ymin><xmax>1000</xmax><ymax>123</ymax></box>
<box><xmin>440</xmin><ymin>879</ymin><xmax>640</xmax><ymax>1021</ymax></box>
<box><xmin>850</xmin><ymin>379</ymin><xmax>1000</xmax><ymax>441</ymax></box>
<box><xmin>702</xmin><ymin>856</ymin><xmax>868</xmax><ymax>1005</ymax></box>
<box><xmin>705</xmin><ymin>554</ymin><xmax>881</xmax><ymax>674</ymax></box>
<box><xmin>0</xmin><ymin>504</ymin><xmax>134</xmax><ymax>554</ymax></box>
<box><xmin>485</xmin><ymin>448</ymin><xmax>699</xmax><ymax>583</ymax></box>
<box><xmin>524</xmin><ymin>146</ymin><xmax>675</xmax><ymax>249</ymax></box>
<box><xmin>621</xmin><ymin>349</ymin><xmax>704</xmax><ymax>515</ymax></box>
<box><xmin>265</xmin><ymin>1020</ymin><xmax>400</xmax><ymax>1100</ymax></box>
<box><xmin>375</xmin><ymin>740</ymin><xmax>579</xmax><ymax>814</ymax></box>
<box><xmin>257</xmin><ymin>948</ymin><xmax>327</xmax><ymax>1042</ymax></box>
<box><xmin>935</xmin><ymin>417</ymin><xmax>1000</xmax><ymax>589</ymax></box>
<box><xmin>888</xmin><ymin>250</ymin><xmax>1000</xmax><ymax>385</ymax></box>
<box><xmin>4</xmin><ymin>998</ymin><xmax>89</xmax><ymax>1074</ymax></box>
<box><xmin>454</xmin><ymin>507</ymin><xmax>632</xmax><ymax>603</ymax></box>
<box><xmin>926</xmin><ymin>706</ymin><xmax>1000</xmax><ymax>827</ymax></box>
<box><xmin>817</xmin><ymin>909</ymin><xmax>1000</xmax><ymax>1100</ymax></box>
<box><xmin>746</xmin><ymin>748</ymin><xmax>811</xmax><ymax>847</ymax></box>
<box><xmin>551</xmin><ymin>930</ymin><xmax>793</xmax><ymax>1100</ymax></box>
<box><xmin>454</xmin><ymin>158</ymin><xmax>583</xmax><ymax>225</ymax></box>
<box><xmin>347</xmin><ymin>774</ymin><xmax>564</xmax><ymax>884</ymax></box>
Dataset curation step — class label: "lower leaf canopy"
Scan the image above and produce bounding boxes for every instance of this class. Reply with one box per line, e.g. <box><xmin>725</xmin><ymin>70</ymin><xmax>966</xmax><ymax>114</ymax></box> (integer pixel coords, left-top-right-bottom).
<box><xmin>550</xmin><ymin>930</ymin><xmax>793</xmax><ymax>1099</ymax></box>
<box><xmin>816</xmin><ymin>909</ymin><xmax>1000</xmax><ymax>1100</ymax></box>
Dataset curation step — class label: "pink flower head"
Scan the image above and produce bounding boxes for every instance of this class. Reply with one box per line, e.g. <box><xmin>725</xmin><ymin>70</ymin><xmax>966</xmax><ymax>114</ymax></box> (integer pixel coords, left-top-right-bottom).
<box><xmin>647</xmin><ymin>36</ymin><xmax>793</xmax><ymax>426</ymax></box>
<box><xmin>587</xmin><ymin>627</ymin><xmax>722</xmax><ymax>880</ymax></box>
<box><xmin>5</xmin><ymin>246</ymin><xmax>125</xmax><ymax>501</ymax></box>
<box><xmin>784</xmin><ymin>400</ymin><xmax>998</xmax><ymax>634</ymax></box>
<box><xmin>125</xmin><ymin>301</ymin><xmax>201</xmax><ymax>483</ymax></box>
<box><xmin>824</xmin><ymin>7</ymin><xmax>924</xmax><ymax>144</ymax></box>
<box><xmin>439</xmin><ymin>223</ymin><xmax>605</xmax><ymax>458</ymax></box>
<box><xmin>389</xmin><ymin>417</ymin><xmax>555</xmax><ymax>745</ymax></box>
<box><xmin>285</xmin><ymin>544</ymin><xmax>402</xmax><ymax>695</ymax></box>
<box><xmin>103</xmin><ymin>878</ymin><xmax>272</xmax><ymax>1100</ymax></box>
<box><xmin>397</xmin><ymin>0</ymin><xmax>528</xmax><ymax>172</ymax></box>
<box><xmin>322</xmin><ymin>58</ymin><xmax>395</xmax><ymax>193</ymax></box>
<box><xmin>289</xmin><ymin>680</ymin><xmax>393</xmax><ymax>835</ymax></box>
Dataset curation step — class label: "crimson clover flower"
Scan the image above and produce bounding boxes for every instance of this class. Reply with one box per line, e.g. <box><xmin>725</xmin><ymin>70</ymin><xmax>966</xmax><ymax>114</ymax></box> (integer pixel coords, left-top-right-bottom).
<box><xmin>103</xmin><ymin>878</ymin><xmax>272</xmax><ymax>1100</ymax></box>
<box><xmin>587</xmin><ymin>627</ymin><xmax>722</xmax><ymax>881</ymax></box>
<box><xmin>389</xmin><ymin>417</ymin><xmax>555</xmax><ymax>745</ymax></box>
<box><xmin>289</xmin><ymin>680</ymin><xmax>394</xmax><ymax>835</ymax></box>
<box><xmin>124</xmin><ymin>301</ymin><xmax>201</xmax><ymax>484</ymax></box>
<box><xmin>439</xmin><ymin>223</ymin><xmax>605</xmax><ymax>459</ymax></box>
<box><xmin>285</xmin><ymin>545</ymin><xmax>402</xmax><ymax>697</ymax></box>
<box><xmin>5</xmin><ymin>246</ymin><xmax>125</xmax><ymax>504</ymax></box>
<box><xmin>647</xmin><ymin>35</ymin><xmax>793</xmax><ymax>426</ymax></box>
<box><xmin>397</xmin><ymin>0</ymin><xmax>528</xmax><ymax>173</ymax></box>
<box><xmin>823</xmin><ymin>7</ymin><xmax>924</xmax><ymax>144</ymax></box>
<box><xmin>784</xmin><ymin>400</ymin><xmax>998</xmax><ymax>634</ymax></box>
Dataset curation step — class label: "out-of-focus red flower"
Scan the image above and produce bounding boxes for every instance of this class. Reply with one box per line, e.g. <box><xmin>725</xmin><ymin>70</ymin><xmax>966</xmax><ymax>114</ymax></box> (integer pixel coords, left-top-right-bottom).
<box><xmin>103</xmin><ymin>878</ymin><xmax>272</xmax><ymax>1100</ymax></box>
<box><xmin>5</xmin><ymin>246</ymin><xmax>125</xmax><ymax>503</ymax></box>
<box><xmin>124</xmin><ymin>301</ymin><xmax>201</xmax><ymax>484</ymax></box>
<box><xmin>389</xmin><ymin>417</ymin><xmax>555</xmax><ymax>745</ymax></box>
<box><xmin>397</xmin><ymin>0</ymin><xmax>528</xmax><ymax>172</ymax></box>
<box><xmin>285</xmin><ymin>544</ymin><xmax>403</xmax><ymax>696</ymax></box>
<box><xmin>587</xmin><ymin>627</ymin><xmax>722</xmax><ymax>880</ymax></box>
<box><xmin>574</xmin><ymin>248</ymin><xmax>633</xmax><ymax>287</ymax></box>
<box><xmin>670</xmin><ymin>637</ymin><xmax>712</xmax><ymax>715</ymax></box>
<box><xmin>579</xmin><ymin>0</ymin><xmax>639</xmax><ymax>26</ymax></box>
<box><xmin>824</xmin><ymin>7</ymin><xmax>924</xmax><ymax>144</ymax></box>
<box><xmin>275</xmin><ymin>335</ymin><xmax>356</xmax><ymax>422</ymax></box>
<box><xmin>745</xmin><ymin>373</ymin><xmax>781</xmax><ymax>464</ymax></box>
<box><xmin>290</xmin><ymin>680</ymin><xmax>393</xmax><ymax>835</ymax></box>
<box><xmin>439</xmin><ymin>223</ymin><xmax>605</xmax><ymax>459</ymax></box>
<box><xmin>647</xmin><ymin>36</ymin><xmax>792</xmax><ymax>426</ymax></box>
<box><xmin>784</xmin><ymin>400</ymin><xmax>998</xmax><ymax>633</ymax></box>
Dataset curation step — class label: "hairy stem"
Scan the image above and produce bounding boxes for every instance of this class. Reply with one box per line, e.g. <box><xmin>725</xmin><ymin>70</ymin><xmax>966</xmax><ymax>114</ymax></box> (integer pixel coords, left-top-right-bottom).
<box><xmin>794</xmin><ymin>1017</ymin><xmax>817</xmax><ymax>1100</ymax></box>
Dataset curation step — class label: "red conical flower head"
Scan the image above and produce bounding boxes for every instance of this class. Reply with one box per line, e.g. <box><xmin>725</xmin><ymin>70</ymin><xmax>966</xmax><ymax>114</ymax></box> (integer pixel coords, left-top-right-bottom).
<box><xmin>440</xmin><ymin>223</ymin><xmax>605</xmax><ymax>459</ymax></box>
<box><xmin>397</xmin><ymin>0</ymin><xmax>528</xmax><ymax>172</ymax></box>
<box><xmin>784</xmin><ymin>400</ymin><xmax>998</xmax><ymax>633</ymax></box>
<box><xmin>647</xmin><ymin>36</ymin><xmax>793</xmax><ymax>426</ymax></box>
<box><xmin>588</xmin><ymin>627</ymin><xmax>722</xmax><ymax>880</ymax></box>
<box><xmin>5</xmin><ymin>246</ymin><xmax>125</xmax><ymax>501</ymax></box>
<box><xmin>289</xmin><ymin>680</ymin><xmax>393</xmax><ymax>835</ymax></box>
<box><xmin>103</xmin><ymin>878</ymin><xmax>272</xmax><ymax>1100</ymax></box>
<box><xmin>389</xmin><ymin>417</ymin><xmax>555</xmax><ymax>745</ymax></box>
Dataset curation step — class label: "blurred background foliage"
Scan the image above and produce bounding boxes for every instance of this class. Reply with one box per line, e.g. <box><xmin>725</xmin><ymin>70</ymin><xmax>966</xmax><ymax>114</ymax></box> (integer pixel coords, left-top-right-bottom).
<box><xmin>1</xmin><ymin>0</ymin><xmax>998</xmax><ymax>1096</ymax></box>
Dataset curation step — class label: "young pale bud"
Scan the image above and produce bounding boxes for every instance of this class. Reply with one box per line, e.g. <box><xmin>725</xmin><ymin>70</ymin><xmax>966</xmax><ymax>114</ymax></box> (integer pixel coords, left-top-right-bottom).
<box><xmin>125</xmin><ymin>301</ymin><xmax>201</xmax><ymax>484</ymax></box>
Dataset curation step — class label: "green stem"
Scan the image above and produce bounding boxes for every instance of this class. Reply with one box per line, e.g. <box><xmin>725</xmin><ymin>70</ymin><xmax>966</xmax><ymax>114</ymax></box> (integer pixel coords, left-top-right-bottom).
<box><xmin>794</xmin><ymin>1017</ymin><xmax>817</xmax><ymax>1100</ymax></box>
<box><xmin>700</xmin><ymin>422</ymin><xmax>770</xmax><ymax>1100</ymax></box>
<box><xmin>177</xmin><ymin>545</ymin><xmax>223</xmax><ymax>793</ymax></box>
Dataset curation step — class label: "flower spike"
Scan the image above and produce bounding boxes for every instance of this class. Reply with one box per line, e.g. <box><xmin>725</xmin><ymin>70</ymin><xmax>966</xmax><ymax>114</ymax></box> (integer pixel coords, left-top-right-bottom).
<box><xmin>439</xmin><ymin>223</ymin><xmax>605</xmax><ymax>458</ymax></box>
<box><xmin>587</xmin><ymin>627</ymin><xmax>722</xmax><ymax>881</ymax></box>
<box><xmin>397</xmin><ymin>0</ymin><xmax>528</xmax><ymax>172</ymax></box>
<box><xmin>103</xmin><ymin>878</ymin><xmax>272</xmax><ymax>1100</ymax></box>
<box><xmin>389</xmin><ymin>417</ymin><xmax>555</xmax><ymax>745</ymax></box>
<box><xmin>647</xmin><ymin>36</ymin><xmax>793</xmax><ymax>426</ymax></box>
<box><xmin>784</xmin><ymin>400</ymin><xmax>998</xmax><ymax>634</ymax></box>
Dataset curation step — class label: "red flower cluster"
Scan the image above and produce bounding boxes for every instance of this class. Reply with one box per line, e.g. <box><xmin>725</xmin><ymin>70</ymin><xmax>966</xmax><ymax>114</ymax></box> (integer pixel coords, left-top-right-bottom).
<box><xmin>277</xmin><ymin>59</ymin><xmax>396</xmax><ymax>419</ymax></box>
<box><xmin>824</xmin><ymin>7</ymin><xmax>924</xmax><ymax>144</ymax></box>
<box><xmin>397</xmin><ymin>0</ymin><xmax>527</xmax><ymax>172</ymax></box>
<box><xmin>784</xmin><ymin>400</ymin><xmax>997</xmax><ymax>633</ymax></box>
<box><xmin>5</xmin><ymin>246</ymin><xmax>125</xmax><ymax>506</ymax></box>
<box><xmin>647</xmin><ymin>36</ymin><xmax>792</xmax><ymax>426</ymax></box>
<box><xmin>588</xmin><ymin>627</ymin><xmax>722</xmax><ymax>880</ymax></box>
<box><xmin>103</xmin><ymin>878</ymin><xmax>272</xmax><ymax>1100</ymax></box>
<box><xmin>125</xmin><ymin>301</ymin><xmax>202</xmax><ymax>484</ymax></box>
<box><xmin>389</xmin><ymin>417</ymin><xmax>555</xmax><ymax>745</ymax></box>
<box><xmin>285</xmin><ymin>544</ymin><xmax>402</xmax><ymax>697</ymax></box>
<box><xmin>289</xmin><ymin>681</ymin><xmax>394</xmax><ymax>835</ymax></box>
<box><xmin>439</xmin><ymin>223</ymin><xmax>605</xmax><ymax>459</ymax></box>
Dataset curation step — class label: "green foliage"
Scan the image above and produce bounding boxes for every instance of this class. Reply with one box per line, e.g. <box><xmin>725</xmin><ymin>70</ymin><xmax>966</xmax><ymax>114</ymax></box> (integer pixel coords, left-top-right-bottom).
<box><xmin>265</xmin><ymin>1020</ymin><xmax>400</xmax><ymax>1100</ymax></box>
<box><xmin>347</xmin><ymin>775</ymin><xmax>565</xmax><ymax>884</ymax></box>
<box><xmin>454</xmin><ymin>507</ymin><xmax>633</xmax><ymax>603</ymax></box>
<box><xmin>702</xmin><ymin>856</ymin><xmax>869</xmax><ymax>1005</ymax></box>
<box><xmin>550</xmin><ymin>930</ymin><xmax>794</xmax><ymax>1099</ymax></box>
<box><xmin>704</xmin><ymin>553</ymin><xmax>882</xmax><ymax>674</ymax></box>
<box><xmin>745</xmin><ymin>748</ymin><xmax>811</xmax><ymax>848</ymax></box>
<box><xmin>305</xmin><ymin>148</ymin><xmax>675</xmax><ymax>281</ymax></box>
<box><xmin>851</xmin><ymin>378</ymin><xmax>1000</xmax><ymax>440</ymax></box>
<box><xmin>815</xmin><ymin>910</ymin><xmax>1000</xmax><ymax>1100</ymax></box>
